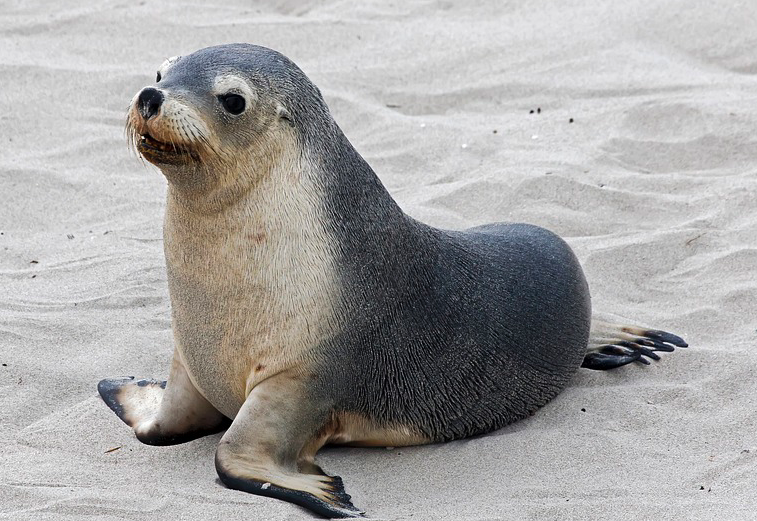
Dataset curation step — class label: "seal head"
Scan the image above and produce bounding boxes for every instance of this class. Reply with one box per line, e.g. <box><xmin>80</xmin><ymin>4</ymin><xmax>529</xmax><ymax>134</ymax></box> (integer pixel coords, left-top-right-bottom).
<box><xmin>126</xmin><ymin>44</ymin><xmax>321</xmax><ymax>204</ymax></box>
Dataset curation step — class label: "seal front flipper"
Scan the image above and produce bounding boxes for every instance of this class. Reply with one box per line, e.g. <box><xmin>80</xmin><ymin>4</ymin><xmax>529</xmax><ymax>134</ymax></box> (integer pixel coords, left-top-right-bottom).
<box><xmin>583</xmin><ymin>316</ymin><xmax>688</xmax><ymax>370</ymax></box>
<box><xmin>98</xmin><ymin>349</ymin><xmax>229</xmax><ymax>445</ymax></box>
<box><xmin>215</xmin><ymin>373</ymin><xmax>364</xmax><ymax>518</ymax></box>
<box><xmin>98</xmin><ymin>376</ymin><xmax>163</xmax><ymax>427</ymax></box>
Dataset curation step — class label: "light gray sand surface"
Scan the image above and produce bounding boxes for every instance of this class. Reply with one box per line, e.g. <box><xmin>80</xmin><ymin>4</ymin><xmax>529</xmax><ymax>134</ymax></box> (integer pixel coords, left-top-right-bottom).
<box><xmin>2</xmin><ymin>1</ymin><xmax>756</xmax><ymax>519</ymax></box>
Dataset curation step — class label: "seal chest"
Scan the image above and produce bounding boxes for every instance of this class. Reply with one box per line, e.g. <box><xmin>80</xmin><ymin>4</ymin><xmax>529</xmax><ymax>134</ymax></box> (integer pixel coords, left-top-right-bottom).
<box><xmin>98</xmin><ymin>43</ymin><xmax>688</xmax><ymax>519</ymax></box>
<box><xmin>162</xmin><ymin>148</ymin><xmax>342</xmax><ymax>419</ymax></box>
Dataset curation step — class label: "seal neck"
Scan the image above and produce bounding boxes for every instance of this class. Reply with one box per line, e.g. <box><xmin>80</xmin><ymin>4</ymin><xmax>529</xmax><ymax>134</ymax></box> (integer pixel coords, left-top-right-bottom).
<box><xmin>311</xmin><ymin>122</ymin><xmax>439</xmax><ymax>309</ymax></box>
<box><xmin>312</xmin><ymin>123</ymin><xmax>409</xmax><ymax>231</ymax></box>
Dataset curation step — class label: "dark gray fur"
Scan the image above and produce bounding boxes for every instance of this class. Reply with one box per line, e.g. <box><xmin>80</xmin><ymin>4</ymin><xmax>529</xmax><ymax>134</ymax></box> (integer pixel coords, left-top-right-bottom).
<box><xmin>311</xmin><ymin>113</ymin><xmax>591</xmax><ymax>440</ymax></box>
<box><xmin>165</xmin><ymin>44</ymin><xmax>591</xmax><ymax>442</ymax></box>
<box><xmin>326</xmin><ymin>220</ymin><xmax>590</xmax><ymax>442</ymax></box>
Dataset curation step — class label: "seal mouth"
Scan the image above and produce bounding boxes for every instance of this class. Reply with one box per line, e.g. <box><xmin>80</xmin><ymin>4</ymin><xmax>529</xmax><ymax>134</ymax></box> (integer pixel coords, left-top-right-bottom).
<box><xmin>137</xmin><ymin>133</ymin><xmax>198</xmax><ymax>164</ymax></box>
<box><xmin>138</xmin><ymin>133</ymin><xmax>192</xmax><ymax>154</ymax></box>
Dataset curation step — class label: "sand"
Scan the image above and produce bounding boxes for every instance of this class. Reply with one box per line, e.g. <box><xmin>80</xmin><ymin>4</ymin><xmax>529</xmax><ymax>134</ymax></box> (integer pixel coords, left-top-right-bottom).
<box><xmin>1</xmin><ymin>0</ymin><xmax>756</xmax><ymax>519</ymax></box>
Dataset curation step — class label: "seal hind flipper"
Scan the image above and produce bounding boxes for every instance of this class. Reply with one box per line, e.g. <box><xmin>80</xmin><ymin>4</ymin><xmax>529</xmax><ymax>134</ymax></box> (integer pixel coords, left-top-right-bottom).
<box><xmin>214</xmin><ymin>373</ymin><xmax>364</xmax><ymax>518</ymax></box>
<box><xmin>584</xmin><ymin>318</ymin><xmax>688</xmax><ymax>371</ymax></box>
<box><xmin>98</xmin><ymin>350</ymin><xmax>229</xmax><ymax>445</ymax></box>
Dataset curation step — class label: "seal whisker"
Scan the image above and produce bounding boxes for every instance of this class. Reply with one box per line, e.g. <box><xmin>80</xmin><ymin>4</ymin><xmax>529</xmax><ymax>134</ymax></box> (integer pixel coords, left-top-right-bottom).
<box><xmin>124</xmin><ymin>114</ymin><xmax>143</xmax><ymax>162</ymax></box>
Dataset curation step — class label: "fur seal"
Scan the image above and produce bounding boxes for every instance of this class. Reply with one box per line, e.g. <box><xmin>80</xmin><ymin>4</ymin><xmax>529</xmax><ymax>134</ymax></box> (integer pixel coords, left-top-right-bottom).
<box><xmin>98</xmin><ymin>43</ymin><xmax>688</xmax><ymax>518</ymax></box>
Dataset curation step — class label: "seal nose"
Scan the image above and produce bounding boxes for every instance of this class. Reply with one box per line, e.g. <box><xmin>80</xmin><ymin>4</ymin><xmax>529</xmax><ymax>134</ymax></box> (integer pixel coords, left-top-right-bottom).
<box><xmin>138</xmin><ymin>87</ymin><xmax>163</xmax><ymax>120</ymax></box>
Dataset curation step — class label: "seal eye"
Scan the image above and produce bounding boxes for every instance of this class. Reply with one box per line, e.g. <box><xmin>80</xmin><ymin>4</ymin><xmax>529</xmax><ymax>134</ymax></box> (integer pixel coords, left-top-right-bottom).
<box><xmin>156</xmin><ymin>71</ymin><xmax>162</xmax><ymax>82</ymax></box>
<box><xmin>219</xmin><ymin>94</ymin><xmax>246</xmax><ymax>115</ymax></box>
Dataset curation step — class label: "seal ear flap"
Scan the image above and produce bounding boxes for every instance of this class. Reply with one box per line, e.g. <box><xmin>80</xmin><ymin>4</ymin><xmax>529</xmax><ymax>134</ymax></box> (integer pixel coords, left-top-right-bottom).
<box><xmin>276</xmin><ymin>104</ymin><xmax>294</xmax><ymax>126</ymax></box>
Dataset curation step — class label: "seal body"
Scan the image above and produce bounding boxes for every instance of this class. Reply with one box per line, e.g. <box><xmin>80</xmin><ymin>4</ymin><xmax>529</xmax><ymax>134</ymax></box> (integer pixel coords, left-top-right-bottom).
<box><xmin>98</xmin><ymin>44</ymin><xmax>687</xmax><ymax>518</ymax></box>
<box><xmin>321</xmin><ymin>217</ymin><xmax>590</xmax><ymax>442</ymax></box>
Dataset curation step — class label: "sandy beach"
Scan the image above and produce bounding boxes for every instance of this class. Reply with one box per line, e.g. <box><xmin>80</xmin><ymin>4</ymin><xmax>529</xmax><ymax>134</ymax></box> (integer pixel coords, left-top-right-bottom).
<box><xmin>2</xmin><ymin>1</ymin><xmax>756</xmax><ymax>519</ymax></box>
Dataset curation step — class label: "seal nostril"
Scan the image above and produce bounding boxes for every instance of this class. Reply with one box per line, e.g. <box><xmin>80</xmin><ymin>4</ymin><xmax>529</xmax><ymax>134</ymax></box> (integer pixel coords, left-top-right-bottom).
<box><xmin>138</xmin><ymin>87</ymin><xmax>164</xmax><ymax>120</ymax></box>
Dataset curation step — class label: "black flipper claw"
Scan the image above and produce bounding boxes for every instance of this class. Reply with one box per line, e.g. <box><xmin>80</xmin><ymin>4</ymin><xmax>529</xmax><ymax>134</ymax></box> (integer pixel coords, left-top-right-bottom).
<box><xmin>583</xmin><ymin>327</ymin><xmax>688</xmax><ymax>371</ymax></box>
<box><xmin>616</xmin><ymin>341</ymin><xmax>661</xmax><ymax>360</ymax></box>
<box><xmin>581</xmin><ymin>352</ymin><xmax>639</xmax><ymax>370</ymax></box>
<box><xmin>643</xmin><ymin>329</ymin><xmax>688</xmax><ymax>348</ymax></box>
